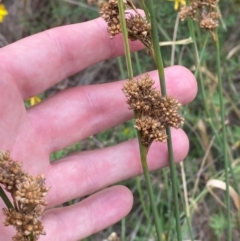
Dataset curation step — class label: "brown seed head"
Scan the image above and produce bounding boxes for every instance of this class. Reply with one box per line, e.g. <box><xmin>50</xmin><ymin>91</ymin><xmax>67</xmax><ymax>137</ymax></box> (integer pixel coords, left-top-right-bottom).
<box><xmin>100</xmin><ymin>0</ymin><xmax>121</xmax><ymax>38</ymax></box>
<box><xmin>100</xmin><ymin>0</ymin><xmax>152</xmax><ymax>47</ymax></box>
<box><xmin>126</xmin><ymin>14</ymin><xmax>151</xmax><ymax>47</ymax></box>
<box><xmin>0</xmin><ymin>150</ymin><xmax>49</xmax><ymax>241</ymax></box>
<box><xmin>179</xmin><ymin>0</ymin><xmax>219</xmax><ymax>33</ymax></box>
<box><xmin>122</xmin><ymin>75</ymin><xmax>184</xmax><ymax>148</ymax></box>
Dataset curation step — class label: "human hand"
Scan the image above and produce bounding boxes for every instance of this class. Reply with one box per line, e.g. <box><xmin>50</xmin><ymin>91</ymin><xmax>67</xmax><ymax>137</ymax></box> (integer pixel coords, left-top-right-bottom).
<box><xmin>0</xmin><ymin>16</ymin><xmax>197</xmax><ymax>240</ymax></box>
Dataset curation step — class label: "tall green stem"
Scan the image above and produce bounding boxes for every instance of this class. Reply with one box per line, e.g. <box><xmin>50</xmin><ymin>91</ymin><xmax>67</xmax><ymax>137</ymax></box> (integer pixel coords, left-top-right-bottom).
<box><xmin>0</xmin><ymin>186</ymin><xmax>14</xmax><ymax>209</ymax></box>
<box><xmin>117</xmin><ymin>0</ymin><xmax>133</xmax><ymax>80</ymax></box>
<box><xmin>215</xmin><ymin>29</ymin><xmax>232</xmax><ymax>241</ymax></box>
<box><xmin>146</xmin><ymin>1</ymin><xmax>182</xmax><ymax>240</ymax></box>
<box><xmin>117</xmin><ymin>1</ymin><xmax>162</xmax><ymax>240</ymax></box>
<box><xmin>139</xmin><ymin>145</ymin><xmax>163</xmax><ymax>241</ymax></box>
<box><xmin>187</xmin><ymin>20</ymin><xmax>209</xmax><ymax>117</ymax></box>
<box><xmin>187</xmin><ymin>18</ymin><xmax>222</xmax><ymax>156</ymax></box>
<box><xmin>136</xmin><ymin>176</ymin><xmax>151</xmax><ymax>223</ymax></box>
<box><xmin>121</xmin><ymin>218</ymin><xmax>126</xmax><ymax>241</ymax></box>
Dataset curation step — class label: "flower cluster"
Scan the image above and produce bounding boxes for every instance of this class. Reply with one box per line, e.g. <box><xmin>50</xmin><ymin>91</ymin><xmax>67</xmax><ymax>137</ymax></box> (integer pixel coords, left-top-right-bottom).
<box><xmin>3</xmin><ymin>208</ymin><xmax>45</xmax><ymax>241</ymax></box>
<box><xmin>100</xmin><ymin>0</ymin><xmax>121</xmax><ymax>38</ymax></box>
<box><xmin>100</xmin><ymin>0</ymin><xmax>151</xmax><ymax>48</ymax></box>
<box><xmin>0</xmin><ymin>150</ymin><xmax>49</xmax><ymax>241</ymax></box>
<box><xmin>103</xmin><ymin>232</ymin><xmax>120</xmax><ymax>241</ymax></box>
<box><xmin>122</xmin><ymin>75</ymin><xmax>184</xmax><ymax>148</ymax></box>
<box><xmin>179</xmin><ymin>0</ymin><xmax>220</xmax><ymax>33</ymax></box>
<box><xmin>126</xmin><ymin>14</ymin><xmax>151</xmax><ymax>48</ymax></box>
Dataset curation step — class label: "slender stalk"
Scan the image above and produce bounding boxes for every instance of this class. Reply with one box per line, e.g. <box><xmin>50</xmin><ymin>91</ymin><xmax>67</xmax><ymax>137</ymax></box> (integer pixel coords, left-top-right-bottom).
<box><xmin>134</xmin><ymin>52</ymin><xmax>142</xmax><ymax>74</ymax></box>
<box><xmin>0</xmin><ymin>186</ymin><xmax>14</xmax><ymax>209</ymax></box>
<box><xmin>214</xmin><ymin>29</ymin><xmax>232</xmax><ymax>241</ymax></box>
<box><xmin>187</xmin><ymin>18</ymin><xmax>222</xmax><ymax>152</ymax></box>
<box><xmin>170</xmin><ymin>13</ymin><xmax>180</xmax><ymax>66</ymax></box>
<box><xmin>193</xmin><ymin>30</ymin><xmax>240</xmax><ymax>199</ymax></box>
<box><xmin>187</xmin><ymin>19</ymin><xmax>208</xmax><ymax>113</ymax></box>
<box><xmin>30</xmin><ymin>232</ymin><xmax>35</xmax><ymax>241</ymax></box>
<box><xmin>139</xmin><ymin>145</ymin><xmax>163</xmax><ymax>241</ymax></box>
<box><xmin>145</xmin><ymin>0</ymin><xmax>166</xmax><ymax>94</ymax></box>
<box><xmin>228</xmin><ymin>147</ymin><xmax>239</xmax><ymax>194</ymax></box>
<box><xmin>194</xmin><ymin>33</ymin><xmax>209</xmax><ymax>78</ymax></box>
<box><xmin>146</xmin><ymin>0</ymin><xmax>182</xmax><ymax>240</ymax></box>
<box><xmin>136</xmin><ymin>176</ymin><xmax>151</xmax><ymax>223</ymax></box>
<box><xmin>117</xmin><ymin>57</ymin><xmax>126</xmax><ymax>79</ymax></box>
<box><xmin>121</xmin><ymin>218</ymin><xmax>126</xmax><ymax>241</ymax></box>
<box><xmin>180</xmin><ymin>162</ymin><xmax>194</xmax><ymax>241</ymax></box>
<box><xmin>166</xmin><ymin>128</ymin><xmax>182</xmax><ymax>241</ymax></box>
<box><xmin>117</xmin><ymin>0</ymin><xmax>133</xmax><ymax>80</ymax></box>
<box><xmin>117</xmin><ymin>1</ymin><xmax>163</xmax><ymax>240</ymax></box>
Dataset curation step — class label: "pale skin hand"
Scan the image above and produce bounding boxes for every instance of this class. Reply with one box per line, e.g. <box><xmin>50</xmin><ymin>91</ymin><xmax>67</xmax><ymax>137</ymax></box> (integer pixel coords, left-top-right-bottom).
<box><xmin>0</xmin><ymin>17</ymin><xmax>197</xmax><ymax>241</ymax></box>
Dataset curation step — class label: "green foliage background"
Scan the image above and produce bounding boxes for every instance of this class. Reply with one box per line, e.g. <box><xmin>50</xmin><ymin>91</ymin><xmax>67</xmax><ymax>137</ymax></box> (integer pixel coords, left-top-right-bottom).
<box><xmin>1</xmin><ymin>0</ymin><xmax>240</xmax><ymax>240</ymax></box>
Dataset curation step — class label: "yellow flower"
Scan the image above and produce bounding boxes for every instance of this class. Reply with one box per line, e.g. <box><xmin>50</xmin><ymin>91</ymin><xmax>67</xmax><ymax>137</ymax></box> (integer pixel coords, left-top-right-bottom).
<box><xmin>0</xmin><ymin>4</ymin><xmax>8</xmax><ymax>23</ymax></box>
<box><xmin>29</xmin><ymin>96</ymin><xmax>42</xmax><ymax>106</ymax></box>
<box><xmin>168</xmin><ymin>0</ymin><xmax>186</xmax><ymax>10</ymax></box>
<box><xmin>123</xmin><ymin>127</ymin><xmax>130</xmax><ymax>136</ymax></box>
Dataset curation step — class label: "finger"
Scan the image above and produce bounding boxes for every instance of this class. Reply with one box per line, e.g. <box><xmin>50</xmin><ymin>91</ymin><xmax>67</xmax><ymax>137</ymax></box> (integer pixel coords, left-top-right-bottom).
<box><xmin>0</xmin><ymin>17</ymin><xmax>143</xmax><ymax>99</ymax></box>
<box><xmin>0</xmin><ymin>78</ymin><xmax>27</xmax><ymax>150</ymax></box>
<box><xmin>46</xmin><ymin>128</ymin><xmax>188</xmax><ymax>207</ymax></box>
<box><xmin>41</xmin><ymin>186</ymin><xmax>132</xmax><ymax>241</ymax></box>
<box><xmin>27</xmin><ymin>66</ymin><xmax>197</xmax><ymax>153</ymax></box>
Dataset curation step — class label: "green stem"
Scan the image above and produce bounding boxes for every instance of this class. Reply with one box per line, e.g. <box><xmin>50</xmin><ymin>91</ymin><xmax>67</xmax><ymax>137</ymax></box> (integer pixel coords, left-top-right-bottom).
<box><xmin>117</xmin><ymin>1</ymin><xmax>163</xmax><ymax>240</ymax></box>
<box><xmin>188</xmin><ymin>22</ymin><xmax>237</xmax><ymax>204</ymax></box>
<box><xmin>146</xmin><ymin>0</ymin><xmax>182</xmax><ymax>240</ymax></box>
<box><xmin>166</xmin><ymin>127</ymin><xmax>182</xmax><ymax>241</ymax></box>
<box><xmin>134</xmin><ymin>52</ymin><xmax>142</xmax><ymax>74</ymax></box>
<box><xmin>145</xmin><ymin>1</ymin><xmax>166</xmax><ymax>95</ymax></box>
<box><xmin>215</xmin><ymin>29</ymin><xmax>232</xmax><ymax>241</ymax></box>
<box><xmin>136</xmin><ymin>176</ymin><xmax>151</xmax><ymax>223</ymax></box>
<box><xmin>179</xmin><ymin>162</ymin><xmax>194</xmax><ymax>241</ymax></box>
<box><xmin>0</xmin><ymin>186</ymin><xmax>14</xmax><ymax>209</ymax></box>
<box><xmin>30</xmin><ymin>232</ymin><xmax>35</xmax><ymax>241</ymax></box>
<box><xmin>139</xmin><ymin>144</ymin><xmax>163</xmax><ymax>241</ymax></box>
<box><xmin>187</xmin><ymin>19</ymin><xmax>208</xmax><ymax>113</ymax></box>
<box><xmin>187</xmin><ymin>19</ymin><xmax>222</xmax><ymax>152</ymax></box>
<box><xmin>194</xmin><ymin>33</ymin><xmax>209</xmax><ymax>78</ymax></box>
<box><xmin>121</xmin><ymin>218</ymin><xmax>126</xmax><ymax>241</ymax></box>
<box><xmin>117</xmin><ymin>57</ymin><xmax>126</xmax><ymax>79</ymax></box>
<box><xmin>117</xmin><ymin>0</ymin><xmax>133</xmax><ymax>80</ymax></box>
<box><xmin>228</xmin><ymin>147</ymin><xmax>239</xmax><ymax>194</ymax></box>
<box><xmin>170</xmin><ymin>13</ymin><xmax>180</xmax><ymax>66</ymax></box>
